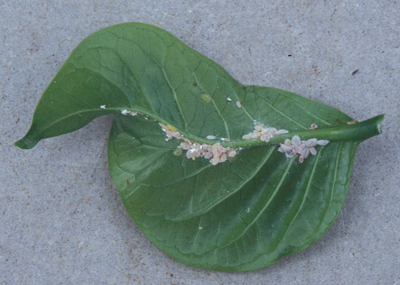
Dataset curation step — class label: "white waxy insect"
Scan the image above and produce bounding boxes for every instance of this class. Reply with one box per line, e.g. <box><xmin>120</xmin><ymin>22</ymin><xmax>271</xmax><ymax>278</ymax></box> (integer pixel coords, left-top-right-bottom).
<box><xmin>274</xmin><ymin>129</ymin><xmax>289</xmax><ymax>135</ymax></box>
<box><xmin>100</xmin><ymin>105</ymin><xmax>106</xmax><ymax>109</ymax></box>
<box><xmin>242</xmin><ymin>134</ymin><xmax>252</xmax><ymax>139</ymax></box>
<box><xmin>260</xmin><ymin>133</ymin><xmax>272</xmax><ymax>142</ymax></box>
<box><xmin>160</xmin><ymin>123</ymin><xmax>182</xmax><ymax>140</ymax></box>
<box><xmin>199</xmin><ymin>227</ymin><xmax>203</xmax><ymax>230</ymax></box>
<box><xmin>180</xmin><ymin>141</ymin><xmax>190</xmax><ymax>150</ymax></box>
<box><xmin>236</xmin><ymin>101</ymin><xmax>242</xmax><ymax>108</ymax></box>
<box><xmin>317</xmin><ymin>140</ymin><xmax>330</xmax><ymax>146</ymax></box>
<box><xmin>302</xmin><ymin>147</ymin><xmax>310</xmax><ymax>158</ymax></box>
<box><xmin>219</xmin><ymin>153</ymin><xmax>227</xmax><ymax>163</ymax></box>
<box><xmin>242</xmin><ymin>123</ymin><xmax>285</xmax><ymax>143</ymax></box>
<box><xmin>278</xmin><ymin>144</ymin><xmax>292</xmax><ymax>152</ymax></box>
<box><xmin>292</xmin><ymin>135</ymin><xmax>301</xmax><ymax>145</ymax></box>
<box><xmin>226</xmin><ymin>97</ymin><xmax>232</xmax><ymax>102</ymax></box>
<box><xmin>228</xmin><ymin>150</ymin><xmax>237</xmax><ymax>157</ymax></box>
<box><xmin>121</xmin><ymin>110</ymin><xmax>138</xmax><ymax>116</ymax></box>
<box><xmin>158</xmin><ymin>120</ymin><xmax>241</xmax><ymax>165</ymax></box>
<box><xmin>204</xmin><ymin>152</ymin><xmax>213</xmax><ymax>159</ymax></box>
<box><xmin>165</xmin><ymin>129</ymin><xmax>237</xmax><ymax>165</ymax></box>
<box><xmin>210</xmin><ymin>156</ymin><xmax>219</xmax><ymax>165</ymax></box>
<box><xmin>206</xmin><ymin>135</ymin><xmax>216</xmax><ymax>140</ymax></box>
<box><xmin>285</xmin><ymin>150</ymin><xmax>295</xmax><ymax>158</ymax></box>
<box><xmin>269</xmin><ymin>128</ymin><xmax>277</xmax><ymax>134</ymax></box>
<box><xmin>305</xmin><ymin>138</ymin><xmax>317</xmax><ymax>147</ymax></box>
<box><xmin>284</xmin><ymin>139</ymin><xmax>292</xmax><ymax>145</ymax></box>
<box><xmin>278</xmin><ymin>135</ymin><xmax>329</xmax><ymax>162</ymax></box>
<box><xmin>186</xmin><ymin>151</ymin><xmax>195</xmax><ymax>160</ymax></box>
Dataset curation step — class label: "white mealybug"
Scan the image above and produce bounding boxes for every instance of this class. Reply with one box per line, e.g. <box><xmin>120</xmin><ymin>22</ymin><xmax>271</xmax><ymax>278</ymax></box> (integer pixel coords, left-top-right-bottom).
<box><xmin>159</xmin><ymin>125</ymin><xmax>237</xmax><ymax>165</ymax></box>
<box><xmin>159</xmin><ymin>123</ymin><xmax>182</xmax><ymax>140</ymax></box>
<box><xmin>317</xmin><ymin>140</ymin><xmax>330</xmax><ymax>146</ymax></box>
<box><xmin>346</xmin><ymin>120</ymin><xmax>359</xmax><ymax>125</ymax></box>
<box><xmin>274</xmin><ymin>129</ymin><xmax>289</xmax><ymax>135</ymax></box>
<box><xmin>100</xmin><ymin>105</ymin><xmax>106</xmax><ymax>109</ymax></box>
<box><xmin>242</xmin><ymin>123</ymin><xmax>288</xmax><ymax>143</ymax></box>
<box><xmin>236</xmin><ymin>101</ymin><xmax>242</xmax><ymax>108</ymax></box>
<box><xmin>226</xmin><ymin>97</ymin><xmax>232</xmax><ymax>102</ymax></box>
<box><xmin>278</xmin><ymin>136</ymin><xmax>330</xmax><ymax>163</ymax></box>
<box><xmin>305</xmin><ymin>138</ymin><xmax>317</xmax><ymax>147</ymax></box>
<box><xmin>206</xmin><ymin>135</ymin><xmax>216</xmax><ymax>140</ymax></box>
<box><xmin>121</xmin><ymin>110</ymin><xmax>138</xmax><ymax>116</ymax></box>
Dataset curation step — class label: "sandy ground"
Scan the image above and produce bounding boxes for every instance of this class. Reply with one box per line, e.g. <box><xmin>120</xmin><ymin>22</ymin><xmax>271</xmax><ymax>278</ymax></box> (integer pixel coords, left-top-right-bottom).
<box><xmin>1</xmin><ymin>1</ymin><xmax>399</xmax><ymax>284</ymax></box>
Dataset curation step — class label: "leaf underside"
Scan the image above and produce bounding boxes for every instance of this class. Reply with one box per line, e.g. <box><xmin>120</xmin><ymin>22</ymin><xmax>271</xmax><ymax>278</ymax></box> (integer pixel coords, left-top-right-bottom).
<box><xmin>15</xmin><ymin>23</ymin><xmax>382</xmax><ymax>271</ymax></box>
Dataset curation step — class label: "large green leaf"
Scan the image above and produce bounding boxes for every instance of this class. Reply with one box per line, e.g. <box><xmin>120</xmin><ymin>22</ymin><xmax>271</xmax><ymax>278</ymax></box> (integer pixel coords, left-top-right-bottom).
<box><xmin>15</xmin><ymin>22</ymin><xmax>383</xmax><ymax>271</ymax></box>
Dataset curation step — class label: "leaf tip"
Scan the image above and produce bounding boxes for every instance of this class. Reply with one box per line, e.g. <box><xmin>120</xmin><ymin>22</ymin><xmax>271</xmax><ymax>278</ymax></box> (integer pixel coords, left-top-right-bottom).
<box><xmin>14</xmin><ymin>136</ymin><xmax>38</xmax><ymax>150</ymax></box>
<box><xmin>376</xmin><ymin>114</ymin><xmax>385</xmax><ymax>134</ymax></box>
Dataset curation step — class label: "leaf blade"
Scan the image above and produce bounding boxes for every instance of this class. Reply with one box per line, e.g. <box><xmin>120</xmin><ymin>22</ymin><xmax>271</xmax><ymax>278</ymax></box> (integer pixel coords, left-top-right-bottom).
<box><xmin>107</xmin><ymin>113</ymin><xmax>362</xmax><ymax>271</ymax></box>
<box><xmin>15</xmin><ymin>22</ymin><xmax>383</xmax><ymax>271</ymax></box>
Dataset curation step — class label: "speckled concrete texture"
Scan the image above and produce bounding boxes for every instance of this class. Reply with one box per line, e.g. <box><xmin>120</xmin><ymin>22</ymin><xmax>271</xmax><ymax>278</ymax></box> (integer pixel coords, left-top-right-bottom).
<box><xmin>1</xmin><ymin>1</ymin><xmax>399</xmax><ymax>284</ymax></box>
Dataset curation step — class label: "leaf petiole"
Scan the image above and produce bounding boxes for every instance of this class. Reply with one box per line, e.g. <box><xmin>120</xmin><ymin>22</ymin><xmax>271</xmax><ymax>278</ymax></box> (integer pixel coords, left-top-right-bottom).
<box><xmin>127</xmin><ymin>111</ymin><xmax>384</xmax><ymax>148</ymax></box>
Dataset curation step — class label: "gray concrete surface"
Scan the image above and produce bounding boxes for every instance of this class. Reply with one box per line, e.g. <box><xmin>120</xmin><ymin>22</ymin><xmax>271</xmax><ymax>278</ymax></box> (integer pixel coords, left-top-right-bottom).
<box><xmin>1</xmin><ymin>0</ymin><xmax>399</xmax><ymax>284</ymax></box>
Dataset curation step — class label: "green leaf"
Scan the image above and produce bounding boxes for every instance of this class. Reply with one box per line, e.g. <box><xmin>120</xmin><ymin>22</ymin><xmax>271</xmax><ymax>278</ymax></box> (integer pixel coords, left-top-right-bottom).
<box><xmin>15</xmin><ymin>22</ymin><xmax>384</xmax><ymax>271</ymax></box>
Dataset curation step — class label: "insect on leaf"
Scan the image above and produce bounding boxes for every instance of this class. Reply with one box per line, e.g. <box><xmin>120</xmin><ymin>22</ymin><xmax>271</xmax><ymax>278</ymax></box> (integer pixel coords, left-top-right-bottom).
<box><xmin>15</xmin><ymin>23</ymin><xmax>384</xmax><ymax>271</ymax></box>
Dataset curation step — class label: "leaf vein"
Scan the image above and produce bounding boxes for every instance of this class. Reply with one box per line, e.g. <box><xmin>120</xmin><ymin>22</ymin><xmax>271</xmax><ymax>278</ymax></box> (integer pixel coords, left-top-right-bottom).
<box><xmin>282</xmin><ymin>148</ymin><xmax>323</xmax><ymax>241</ymax></box>
<box><xmin>192</xmin><ymin>72</ymin><xmax>231</xmax><ymax>138</ymax></box>
<box><xmin>258</xmin><ymin>94</ymin><xmax>308</xmax><ymax>129</ymax></box>
<box><xmin>220</xmin><ymin>158</ymin><xmax>296</xmax><ymax>248</ymax></box>
<box><xmin>179</xmin><ymin>147</ymin><xmax>277</xmax><ymax>220</ymax></box>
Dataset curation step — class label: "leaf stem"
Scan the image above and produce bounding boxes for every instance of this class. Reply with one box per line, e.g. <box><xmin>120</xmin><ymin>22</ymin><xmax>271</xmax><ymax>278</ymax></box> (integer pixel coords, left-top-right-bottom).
<box><xmin>175</xmin><ymin>114</ymin><xmax>384</xmax><ymax>148</ymax></box>
<box><xmin>122</xmin><ymin>110</ymin><xmax>384</xmax><ymax>148</ymax></box>
<box><xmin>15</xmin><ymin>103</ymin><xmax>384</xmax><ymax>150</ymax></box>
<box><xmin>222</xmin><ymin>114</ymin><xmax>384</xmax><ymax>148</ymax></box>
